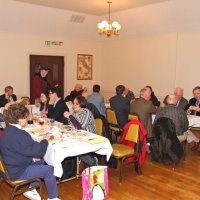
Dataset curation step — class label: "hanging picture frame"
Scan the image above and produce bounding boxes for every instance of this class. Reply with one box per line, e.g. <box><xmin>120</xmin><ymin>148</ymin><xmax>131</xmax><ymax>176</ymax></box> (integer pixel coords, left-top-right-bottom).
<box><xmin>77</xmin><ymin>54</ymin><xmax>92</xmax><ymax>80</ymax></box>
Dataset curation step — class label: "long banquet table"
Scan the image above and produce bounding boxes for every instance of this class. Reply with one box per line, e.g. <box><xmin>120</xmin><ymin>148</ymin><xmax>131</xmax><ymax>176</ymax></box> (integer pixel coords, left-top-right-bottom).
<box><xmin>25</xmin><ymin>122</ymin><xmax>113</xmax><ymax>178</ymax></box>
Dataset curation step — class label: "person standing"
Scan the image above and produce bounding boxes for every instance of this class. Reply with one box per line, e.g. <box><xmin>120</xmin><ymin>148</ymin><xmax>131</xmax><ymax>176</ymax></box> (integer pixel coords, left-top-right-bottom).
<box><xmin>33</xmin><ymin>66</ymin><xmax>52</xmax><ymax>102</ymax></box>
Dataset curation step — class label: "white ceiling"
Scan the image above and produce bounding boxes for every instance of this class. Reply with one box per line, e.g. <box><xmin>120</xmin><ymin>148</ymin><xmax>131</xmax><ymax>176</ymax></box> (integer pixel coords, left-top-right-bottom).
<box><xmin>14</xmin><ymin>0</ymin><xmax>168</xmax><ymax>16</ymax></box>
<box><xmin>3</xmin><ymin>0</ymin><xmax>200</xmax><ymax>39</ymax></box>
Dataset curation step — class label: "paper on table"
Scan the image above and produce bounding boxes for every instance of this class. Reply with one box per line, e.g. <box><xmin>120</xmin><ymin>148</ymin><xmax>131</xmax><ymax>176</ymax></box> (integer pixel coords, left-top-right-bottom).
<box><xmin>82</xmin><ymin>136</ymin><xmax>108</xmax><ymax>144</ymax></box>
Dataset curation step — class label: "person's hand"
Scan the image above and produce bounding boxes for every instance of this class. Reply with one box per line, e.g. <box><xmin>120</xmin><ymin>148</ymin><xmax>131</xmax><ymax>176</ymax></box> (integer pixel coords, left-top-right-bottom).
<box><xmin>63</xmin><ymin>111</ymin><xmax>71</xmax><ymax>118</ymax></box>
<box><xmin>189</xmin><ymin>106</ymin><xmax>196</xmax><ymax>111</ymax></box>
<box><xmin>191</xmin><ymin>106</ymin><xmax>200</xmax><ymax>112</ymax></box>
<box><xmin>4</xmin><ymin>102</ymin><xmax>15</xmax><ymax>110</ymax></box>
<box><xmin>43</xmin><ymin>134</ymin><xmax>51</xmax><ymax>140</ymax></box>
<box><xmin>83</xmin><ymin>87</ymin><xmax>87</xmax><ymax>92</ymax></box>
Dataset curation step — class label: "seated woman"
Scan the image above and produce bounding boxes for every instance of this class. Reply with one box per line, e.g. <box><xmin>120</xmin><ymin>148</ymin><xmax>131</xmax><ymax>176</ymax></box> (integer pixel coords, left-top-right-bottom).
<box><xmin>63</xmin><ymin>96</ymin><xmax>98</xmax><ymax>165</ymax></box>
<box><xmin>40</xmin><ymin>92</ymin><xmax>49</xmax><ymax>117</ymax></box>
<box><xmin>0</xmin><ymin>104</ymin><xmax>60</xmax><ymax>200</ymax></box>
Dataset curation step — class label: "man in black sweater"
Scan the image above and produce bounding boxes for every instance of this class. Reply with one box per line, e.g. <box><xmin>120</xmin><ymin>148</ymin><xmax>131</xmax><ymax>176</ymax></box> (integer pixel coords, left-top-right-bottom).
<box><xmin>48</xmin><ymin>87</ymin><xmax>69</xmax><ymax>122</ymax></box>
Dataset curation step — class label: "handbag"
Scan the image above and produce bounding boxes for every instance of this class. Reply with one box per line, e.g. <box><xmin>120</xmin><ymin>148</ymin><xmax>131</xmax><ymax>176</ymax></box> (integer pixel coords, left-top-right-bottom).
<box><xmin>82</xmin><ymin>166</ymin><xmax>109</xmax><ymax>200</ymax></box>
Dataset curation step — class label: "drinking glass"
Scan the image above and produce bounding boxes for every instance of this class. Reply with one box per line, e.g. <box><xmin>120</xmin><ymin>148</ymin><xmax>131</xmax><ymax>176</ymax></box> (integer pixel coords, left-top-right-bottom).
<box><xmin>39</xmin><ymin>117</ymin><xmax>44</xmax><ymax>125</ymax></box>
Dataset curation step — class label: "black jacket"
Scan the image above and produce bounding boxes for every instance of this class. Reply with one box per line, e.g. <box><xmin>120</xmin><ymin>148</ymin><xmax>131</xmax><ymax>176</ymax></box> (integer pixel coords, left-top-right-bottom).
<box><xmin>0</xmin><ymin>94</ymin><xmax>17</xmax><ymax>107</ymax></box>
<box><xmin>47</xmin><ymin>98</ymin><xmax>69</xmax><ymax>122</ymax></box>
<box><xmin>151</xmin><ymin>117</ymin><xmax>183</xmax><ymax>164</ymax></box>
<box><xmin>185</xmin><ymin>97</ymin><xmax>200</xmax><ymax>116</ymax></box>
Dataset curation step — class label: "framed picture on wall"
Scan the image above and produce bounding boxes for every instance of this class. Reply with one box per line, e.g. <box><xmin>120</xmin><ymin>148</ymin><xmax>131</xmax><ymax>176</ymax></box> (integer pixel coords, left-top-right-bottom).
<box><xmin>77</xmin><ymin>54</ymin><xmax>92</xmax><ymax>80</ymax></box>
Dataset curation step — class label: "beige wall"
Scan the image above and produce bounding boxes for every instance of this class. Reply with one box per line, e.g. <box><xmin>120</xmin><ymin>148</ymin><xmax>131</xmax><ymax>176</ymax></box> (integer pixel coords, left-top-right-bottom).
<box><xmin>0</xmin><ymin>31</ymin><xmax>102</xmax><ymax>98</ymax></box>
<box><xmin>101</xmin><ymin>32</ymin><xmax>200</xmax><ymax>101</ymax></box>
<box><xmin>1</xmin><ymin>31</ymin><xmax>200</xmax><ymax>101</ymax></box>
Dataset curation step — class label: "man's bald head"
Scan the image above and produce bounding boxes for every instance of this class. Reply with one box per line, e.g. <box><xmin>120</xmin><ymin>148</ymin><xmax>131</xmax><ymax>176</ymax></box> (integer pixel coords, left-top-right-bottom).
<box><xmin>174</xmin><ymin>87</ymin><xmax>183</xmax><ymax>101</ymax></box>
<box><xmin>166</xmin><ymin>94</ymin><xmax>178</xmax><ymax>105</ymax></box>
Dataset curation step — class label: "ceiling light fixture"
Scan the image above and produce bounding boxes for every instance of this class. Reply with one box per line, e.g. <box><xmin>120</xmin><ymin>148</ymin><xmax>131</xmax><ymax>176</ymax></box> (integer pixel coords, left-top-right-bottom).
<box><xmin>97</xmin><ymin>1</ymin><xmax>121</xmax><ymax>37</ymax></box>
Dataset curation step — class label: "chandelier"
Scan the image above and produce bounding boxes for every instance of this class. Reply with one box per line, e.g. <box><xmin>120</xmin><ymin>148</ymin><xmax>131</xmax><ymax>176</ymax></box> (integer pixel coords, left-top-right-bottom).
<box><xmin>97</xmin><ymin>1</ymin><xmax>121</xmax><ymax>37</ymax></box>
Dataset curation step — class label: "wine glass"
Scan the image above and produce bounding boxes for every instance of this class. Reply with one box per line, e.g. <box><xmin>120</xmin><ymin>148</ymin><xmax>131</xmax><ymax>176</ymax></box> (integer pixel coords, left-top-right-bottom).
<box><xmin>39</xmin><ymin>117</ymin><xmax>44</xmax><ymax>125</ymax></box>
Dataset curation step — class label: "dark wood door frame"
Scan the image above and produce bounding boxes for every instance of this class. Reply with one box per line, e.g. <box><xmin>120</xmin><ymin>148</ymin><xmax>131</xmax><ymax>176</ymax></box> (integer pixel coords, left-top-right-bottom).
<box><xmin>30</xmin><ymin>55</ymin><xmax>65</xmax><ymax>103</ymax></box>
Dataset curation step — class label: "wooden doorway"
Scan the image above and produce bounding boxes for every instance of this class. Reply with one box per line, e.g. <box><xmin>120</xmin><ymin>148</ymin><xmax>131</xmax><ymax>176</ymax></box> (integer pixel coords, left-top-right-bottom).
<box><xmin>30</xmin><ymin>55</ymin><xmax>64</xmax><ymax>103</ymax></box>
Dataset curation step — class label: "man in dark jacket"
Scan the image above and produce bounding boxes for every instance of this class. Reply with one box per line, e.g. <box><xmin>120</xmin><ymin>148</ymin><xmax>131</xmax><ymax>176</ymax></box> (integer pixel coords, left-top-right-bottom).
<box><xmin>185</xmin><ymin>86</ymin><xmax>200</xmax><ymax>116</ymax></box>
<box><xmin>110</xmin><ymin>85</ymin><xmax>130</xmax><ymax>129</ymax></box>
<box><xmin>48</xmin><ymin>87</ymin><xmax>69</xmax><ymax>122</ymax></box>
<box><xmin>0</xmin><ymin>86</ymin><xmax>17</xmax><ymax>107</ymax></box>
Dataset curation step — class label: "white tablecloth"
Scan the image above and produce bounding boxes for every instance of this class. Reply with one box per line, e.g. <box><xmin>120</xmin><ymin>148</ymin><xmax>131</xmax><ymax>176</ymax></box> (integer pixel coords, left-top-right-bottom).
<box><xmin>26</xmin><ymin>123</ymin><xmax>113</xmax><ymax>178</ymax></box>
<box><xmin>187</xmin><ymin>115</ymin><xmax>200</xmax><ymax>128</ymax></box>
<box><xmin>44</xmin><ymin>136</ymin><xmax>112</xmax><ymax>178</ymax></box>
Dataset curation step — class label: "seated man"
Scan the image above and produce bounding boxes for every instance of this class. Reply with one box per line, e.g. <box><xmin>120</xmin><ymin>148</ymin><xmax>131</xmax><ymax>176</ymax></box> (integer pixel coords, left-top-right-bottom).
<box><xmin>145</xmin><ymin>86</ymin><xmax>160</xmax><ymax>107</ymax></box>
<box><xmin>87</xmin><ymin>84</ymin><xmax>106</xmax><ymax>117</ymax></box>
<box><xmin>65</xmin><ymin>84</ymin><xmax>86</xmax><ymax>102</ymax></box>
<box><xmin>124</xmin><ymin>87</ymin><xmax>135</xmax><ymax>103</ymax></box>
<box><xmin>186</xmin><ymin>86</ymin><xmax>200</xmax><ymax>115</ymax></box>
<box><xmin>130</xmin><ymin>87</ymin><xmax>157</xmax><ymax>139</ymax></box>
<box><xmin>48</xmin><ymin>87</ymin><xmax>69</xmax><ymax>122</ymax></box>
<box><xmin>154</xmin><ymin>94</ymin><xmax>188</xmax><ymax>142</ymax></box>
<box><xmin>0</xmin><ymin>86</ymin><xmax>17</xmax><ymax>107</ymax></box>
<box><xmin>174</xmin><ymin>87</ymin><xmax>188</xmax><ymax>110</ymax></box>
<box><xmin>110</xmin><ymin>85</ymin><xmax>130</xmax><ymax>129</ymax></box>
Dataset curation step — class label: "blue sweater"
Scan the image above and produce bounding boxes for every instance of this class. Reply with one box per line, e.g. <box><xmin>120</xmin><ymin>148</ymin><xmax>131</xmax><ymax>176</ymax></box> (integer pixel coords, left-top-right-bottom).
<box><xmin>0</xmin><ymin>125</ymin><xmax>48</xmax><ymax>180</ymax></box>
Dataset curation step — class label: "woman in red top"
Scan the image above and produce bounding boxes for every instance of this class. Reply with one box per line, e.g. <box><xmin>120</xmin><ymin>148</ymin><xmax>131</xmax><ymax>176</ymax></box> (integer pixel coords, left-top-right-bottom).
<box><xmin>33</xmin><ymin>66</ymin><xmax>51</xmax><ymax>102</ymax></box>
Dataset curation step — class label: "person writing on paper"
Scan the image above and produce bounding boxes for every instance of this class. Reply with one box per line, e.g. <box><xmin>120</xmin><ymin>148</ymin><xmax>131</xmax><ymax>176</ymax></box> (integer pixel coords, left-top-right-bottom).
<box><xmin>63</xmin><ymin>96</ymin><xmax>98</xmax><ymax>166</ymax></box>
<box><xmin>0</xmin><ymin>86</ymin><xmax>17</xmax><ymax>107</ymax></box>
<box><xmin>0</xmin><ymin>104</ymin><xmax>60</xmax><ymax>200</ymax></box>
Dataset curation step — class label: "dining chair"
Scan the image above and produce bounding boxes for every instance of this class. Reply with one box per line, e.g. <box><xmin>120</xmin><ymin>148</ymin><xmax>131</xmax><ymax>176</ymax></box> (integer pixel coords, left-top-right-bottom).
<box><xmin>0</xmin><ymin>154</ymin><xmax>42</xmax><ymax>200</ymax></box>
<box><xmin>128</xmin><ymin>113</ymin><xmax>140</xmax><ymax>121</ymax></box>
<box><xmin>111</xmin><ymin>123</ymin><xmax>140</xmax><ymax>183</ymax></box>
<box><xmin>106</xmin><ymin>108</ymin><xmax>123</xmax><ymax>143</ymax></box>
<box><xmin>95</xmin><ymin>118</ymin><xmax>103</xmax><ymax>136</ymax></box>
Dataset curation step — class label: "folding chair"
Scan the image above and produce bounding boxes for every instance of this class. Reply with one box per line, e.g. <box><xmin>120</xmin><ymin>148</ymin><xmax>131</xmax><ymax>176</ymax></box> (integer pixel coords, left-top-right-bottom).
<box><xmin>111</xmin><ymin>123</ymin><xmax>140</xmax><ymax>182</ymax></box>
<box><xmin>106</xmin><ymin>108</ymin><xmax>123</xmax><ymax>143</ymax></box>
<box><xmin>0</xmin><ymin>154</ymin><xmax>42</xmax><ymax>200</ymax></box>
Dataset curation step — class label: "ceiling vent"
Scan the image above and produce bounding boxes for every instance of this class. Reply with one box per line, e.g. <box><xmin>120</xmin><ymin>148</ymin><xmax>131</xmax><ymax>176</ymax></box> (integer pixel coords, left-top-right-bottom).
<box><xmin>69</xmin><ymin>14</ymin><xmax>85</xmax><ymax>23</ymax></box>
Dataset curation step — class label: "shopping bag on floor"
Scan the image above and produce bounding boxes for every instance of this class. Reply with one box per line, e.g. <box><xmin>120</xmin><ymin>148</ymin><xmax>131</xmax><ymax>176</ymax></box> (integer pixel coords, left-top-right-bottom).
<box><xmin>82</xmin><ymin>166</ymin><xmax>109</xmax><ymax>200</ymax></box>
